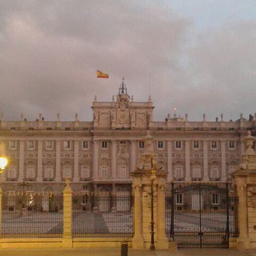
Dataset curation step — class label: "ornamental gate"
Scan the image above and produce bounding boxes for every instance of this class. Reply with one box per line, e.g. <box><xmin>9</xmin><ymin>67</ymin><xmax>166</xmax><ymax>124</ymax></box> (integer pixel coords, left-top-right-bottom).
<box><xmin>167</xmin><ymin>183</ymin><xmax>239</xmax><ymax>248</ymax></box>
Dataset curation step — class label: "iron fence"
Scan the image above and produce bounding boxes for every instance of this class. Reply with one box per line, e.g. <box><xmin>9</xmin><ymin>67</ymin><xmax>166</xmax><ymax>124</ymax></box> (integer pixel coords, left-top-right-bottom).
<box><xmin>2</xmin><ymin>192</ymin><xmax>63</xmax><ymax>238</ymax></box>
<box><xmin>165</xmin><ymin>182</ymin><xmax>239</xmax><ymax>248</ymax></box>
<box><xmin>72</xmin><ymin>194</ymin><xmax>134</xmax><ymax>237</ymax></box>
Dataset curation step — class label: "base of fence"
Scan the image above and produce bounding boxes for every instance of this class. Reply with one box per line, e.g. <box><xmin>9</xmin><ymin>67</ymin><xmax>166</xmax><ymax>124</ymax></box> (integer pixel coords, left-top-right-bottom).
<box><xmin>0</xmin><ymin>238</ymin><xmax>63</xmax><ymax>249</ymax></box>
<box><xmin>0</xmin><ymin>237</ymin><xmax>132</xmax><ymax>249</ymax></box>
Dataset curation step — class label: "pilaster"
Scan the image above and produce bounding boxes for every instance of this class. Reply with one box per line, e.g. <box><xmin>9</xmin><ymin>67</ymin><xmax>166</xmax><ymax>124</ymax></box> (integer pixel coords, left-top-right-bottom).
<box><xmin>56</xmin><ymin>141</ymin><xmax>61</xmax><ymax>182</ymax></box>
<box><xmin>111</xmin><ymin>140</ymin><xmax>117</xmax><ymax>178</ymax></box>
<box><xmin>185</xmin><ymin>141</ymin><xmax>191</xmax><ymax>181</ymax></box>
<box><xmin>221</xmin><ymin>141</ymin><xmax>227</xmax><ymax>181</ymax></box>
<box><xmin>130</xmin><ymin>141</ymin><xmax>136</xmax><ymax>175</ymax></box>
<box><xmin>18</xmin><ymin>140</ymin><xmax>24</xmax><ymax>182</ymax></box>
<box><xmin>167</xmin><ymin>141</ymin><xmax>173</xmax><ymax>182</ymax></box>
<box><xmin>203</xmin><ymin>141</ymin><xmax>209</xmax><ymax>181</ymax></box>
<box><xmin>73</xmin><ymin>141</ymin><xmax>79</xmax><ymax>182</ymax></box>
<box><xmin>37</xmin><ymin>141</ymin><xmax>43</xmax><ymax>182</ymax></box>
<box><xmin>93</xmin><ymin>140</ymin><xmax>99</xmax><ymax>179</ymax></box>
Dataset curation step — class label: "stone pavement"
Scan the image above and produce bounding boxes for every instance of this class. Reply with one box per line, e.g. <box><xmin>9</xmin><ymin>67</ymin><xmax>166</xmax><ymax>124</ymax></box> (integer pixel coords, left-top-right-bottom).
<box><xmin>0</xmin><ymin>248</ymin><xmax>256</xmax><ymax>256</ymax></box>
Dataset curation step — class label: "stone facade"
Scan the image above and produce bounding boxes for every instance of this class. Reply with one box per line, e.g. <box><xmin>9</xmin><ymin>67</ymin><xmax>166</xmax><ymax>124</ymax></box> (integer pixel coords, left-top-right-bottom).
<box><xmin>0</xmin><ymin>81</ymin><xmax>256</xmax><ymax>211</ymax></box>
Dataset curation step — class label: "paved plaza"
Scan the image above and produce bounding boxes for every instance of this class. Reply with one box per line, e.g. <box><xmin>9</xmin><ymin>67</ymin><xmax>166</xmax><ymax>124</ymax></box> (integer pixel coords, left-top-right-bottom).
<box><xmin>0</xmin><ymin>248</ymin><xmax>256</xmax><ymax>256</ymax></box>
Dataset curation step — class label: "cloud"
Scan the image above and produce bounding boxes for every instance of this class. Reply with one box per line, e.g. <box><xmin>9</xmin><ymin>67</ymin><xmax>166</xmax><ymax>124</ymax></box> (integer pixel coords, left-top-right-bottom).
<box><xmin>0</xmin><ymin>1</ymin><xmax>255</xmax><ymax>122</ymax></box>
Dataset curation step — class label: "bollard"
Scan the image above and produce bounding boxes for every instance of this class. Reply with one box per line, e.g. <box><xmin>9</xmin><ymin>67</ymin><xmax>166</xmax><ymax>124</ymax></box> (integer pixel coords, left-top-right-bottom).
<box><xmin>121</xmin><ymin>242</ymin><xmax>128</xmax><ymax>256</ymax></box>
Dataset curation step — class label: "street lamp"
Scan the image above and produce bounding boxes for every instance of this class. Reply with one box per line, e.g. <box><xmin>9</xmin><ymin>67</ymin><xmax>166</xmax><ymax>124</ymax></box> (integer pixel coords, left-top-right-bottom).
<box><xmin>0</xmin><ymin>156</ymin><xmax>8</xmax><ymax>173</ymax></box>
<box><xmin>150</xmin><ymin>155</ymin><xmax>156</xmax><ymax>250</ymax></box>
<box><xmin>0</xmin><ymin>156</ymin><xmax>8</xmax><ymax>180</ymax></box>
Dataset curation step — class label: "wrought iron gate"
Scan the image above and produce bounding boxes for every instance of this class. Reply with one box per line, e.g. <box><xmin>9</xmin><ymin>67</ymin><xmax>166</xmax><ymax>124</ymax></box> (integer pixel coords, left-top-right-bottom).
<box><xmin>168</xmin><ymin>182</ymin><xmax>239</xmax><ymax>248</ymax></box>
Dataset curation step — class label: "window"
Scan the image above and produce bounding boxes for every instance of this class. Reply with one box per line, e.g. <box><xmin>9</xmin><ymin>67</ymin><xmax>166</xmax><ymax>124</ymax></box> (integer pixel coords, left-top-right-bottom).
<box><xmin>44</xmin><ymin>165</ymin><xmax>54</xmax><ymax>179</ymax></box>
<box><xmin>27</xmin><ymin>141</ymin><xmax>35</xmax><ymax>150</ymax></box>
<box><xmin>100</xmin><ymin>166</ymin><xmax>109</xmax><ymax>178</ymax></box>
<box><xmin>212</xmin><ymin>194</ymin><xmax>219</xmax><ymax>205</ymax></box>
<box><xmin>176</xmin><ymin>194</ymin><xmax>183</xmax><ymax>205</ymax></box>
<box><xmin>82</xmin><ymin>141</ymin><xmax>89</xmax><ymax>150</ymax></box>
<box><xmin>175</xmin><ymin>141</ymin><xmax>182</xmax><ymax>149</ymax></box>
<box><xmin>192</xmin><ymin>165</ymin><xmax>201</xmax><ymax>179</ymax></box>
<box><xmin>101</xmin><ymin>141</ymin><xmax>108</xmax><ymax>149</ymax></box>
<box><xmin>9</xmin><ymin>141</ymin><xmax>17</xmax><ymax>150</ymax></box>
<box><xmin>45</xmin><ymin>141</ymin><xmax>53</xmax><ymax>150</ymax></box>
<box><xmin>120</xmin><ymin>141</ymin><xmax>126</xmax><ymax>145</ymax></box>
<box><xmin>157</xmin><ymin>141</ymin><xmax>164</xmax><ymax>149</ymax></box>
<box><xmin>64</xmin><ymin>141</ymin><xmax>71</xmax><ymax>150</ymax></box>
<box><xmin>26</xmin><ymin>164</ymin><xmax>36</xmax><ymax>179</ymax></box>
<box><xmin>139</xmin><ymin>141</ymin><xmax>144</xmax><ymax>149</ymax></box>
<box><xmin>211</xmin><ymin>141</ymin><xmax>218</xmax><ymax>149</ymax></box>
<box><xmin>210</xmin><ymin>165</ymin><xmax>220</xmax><ymax>180</ymax></box>
<box><xmin>193</xmin><ymin>141</ymin><xmax>199</xmax><ymax>149</ymax></box>
<box><xmin>174</xmin><ymin>165</ymin><xmax>184</xmax><ymax>180</ymax></box>
<box><xmin>229</xmin><ymin>141</ymin><xmax>236</xmax><ymax>150</ymax></box>
<box><xmin>63</xmin><ymin>165</ymin><xmax>72</xmax><ymax>178</ymax></box>
<box><xmin>81</xmin><ymin>165</ymin><xmax>90</xmax><ymax>179</ymax></box>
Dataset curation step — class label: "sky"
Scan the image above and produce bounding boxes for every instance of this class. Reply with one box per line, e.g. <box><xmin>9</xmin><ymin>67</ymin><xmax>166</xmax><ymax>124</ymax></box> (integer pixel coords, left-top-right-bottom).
<box><xmin>0</xmin><ymin>0</ymin><xmax>256</xmax><ymax>122</ymax></box>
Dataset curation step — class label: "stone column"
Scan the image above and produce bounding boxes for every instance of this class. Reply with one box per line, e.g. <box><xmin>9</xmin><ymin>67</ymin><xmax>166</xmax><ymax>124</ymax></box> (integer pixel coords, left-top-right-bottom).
<box><xmin>56</xmin><ymin>141</ymin><xmax>61</xmax><ymax>182</ymax></box>
<box><xmin>18</xmin><ymin>140</ymin><xmax>24</xmax><ymax>182</ymax></box>
<box><xmin>63</xmin><ymin>178</ymin><xmax>72</xmax><ymax>248</ymax></box>
<box><xmin>237</xmin><ymin>178</ymin><xmax>248</xmax><ymax>240</ymax></box>
<box><xmin>221</xmin><ymin>141</ymin><xmax>227</xmax><ymax>181</ymax></box>
<box><xmin>93</xmin><ymin>140</ymin><xmax>99</xmax><ymax>179</ymax></box>
<box><xmin>37</xmin><ymin>141</ymin><xmax>43</xmax><ymax>182</ymax></box>
<box><xmin>157</xmin><ymin>179</ymin><xmax>169</xmax><ymax>249</ymax></box>
<box><xmin>185</xmin><ymin>141</ymin><xmax>191</xmax><ymax>181</ymax></box>
<box><xmin>111</xmin><ymin>140</ymin><xmax>117</xmax><ymax>178</ymax></box>
<box><xmin>203</xmin><ymin>141</ymin><xmax>209</xmax><ymax>181</ymax></box>
<box><xmin>131</xmin><ymin>131</ymin><xmax>176</xmax><ymax>250</ymax></box>
<box><xmin>233</xmin><ymin>131</ymin><xmax>256</xmax><ymax>249</ymax></box>
<box><xmin>73</xmin><ymin>141</ymin><xmax>79</xmax><ymax>182</ymax></box>
<box><xmin>167</xmin><ymin>141</ymin><xmax>173</xmax><ymax>181</ymax></box>
<box><xmin>132</xmin><ymin>179</ymin><xmax>144</xmax><ymax>249</ymax></box>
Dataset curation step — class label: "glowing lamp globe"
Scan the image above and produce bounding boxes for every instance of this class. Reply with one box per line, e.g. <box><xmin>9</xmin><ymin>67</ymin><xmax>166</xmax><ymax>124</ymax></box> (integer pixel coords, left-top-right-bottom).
<box><xmin>0</xmin><ymin>157</ymin><xmax>8</xmax><ymax>170</ymax></box>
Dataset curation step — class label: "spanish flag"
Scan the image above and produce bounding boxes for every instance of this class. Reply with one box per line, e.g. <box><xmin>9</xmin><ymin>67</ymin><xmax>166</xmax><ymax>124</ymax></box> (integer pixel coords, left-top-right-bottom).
<box><xmin>97</xmin><ymin>70</ymin><xmax>109</xmax><ymax>78</ymax></box>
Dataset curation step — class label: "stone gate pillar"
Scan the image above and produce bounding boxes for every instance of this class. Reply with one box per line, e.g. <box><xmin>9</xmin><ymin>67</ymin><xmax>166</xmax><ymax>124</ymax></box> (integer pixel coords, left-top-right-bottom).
<box><xmin>233</xmin><ymin>131</ymin><xmax>256</xmax><ymax>249</ymax></box>
<box><xmin>62</xmin><ymin>178</ymin><xmax>73</xmax><ymax>248</ymax></box>
<box><xmin>131</xmin><ymin>131</ymin><xmax>174</xmax><ymax>250</ymax></box>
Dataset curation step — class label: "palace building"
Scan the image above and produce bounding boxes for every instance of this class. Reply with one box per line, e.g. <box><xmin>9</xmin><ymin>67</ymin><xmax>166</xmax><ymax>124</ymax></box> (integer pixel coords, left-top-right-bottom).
<box><xmin>0</xmin><ymin>80</ymin><xmax>255</xmax><ymax>212</ymax></box>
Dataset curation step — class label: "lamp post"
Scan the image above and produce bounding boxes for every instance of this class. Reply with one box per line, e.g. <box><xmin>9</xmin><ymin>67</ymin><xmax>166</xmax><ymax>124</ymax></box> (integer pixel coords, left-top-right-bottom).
<box><xmin>150</xmin><ymin>155</ymin><xmax>156</xmax><ymax>250</ymax></box>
